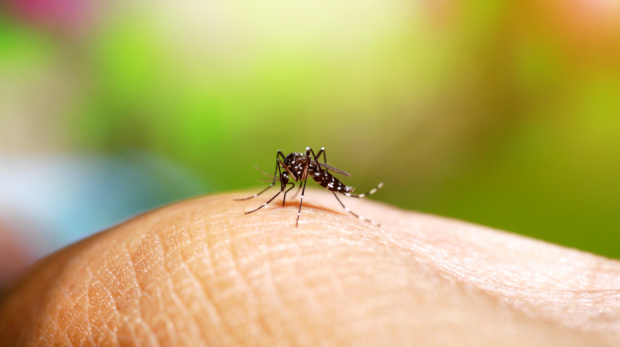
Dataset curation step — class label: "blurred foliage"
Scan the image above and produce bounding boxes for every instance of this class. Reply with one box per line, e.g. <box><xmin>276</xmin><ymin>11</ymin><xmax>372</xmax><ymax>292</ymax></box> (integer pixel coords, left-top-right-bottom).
<box><xmin>1</xmin><ymin>0</ymin><xmax>620</xmax><ymax>258</ymax></box>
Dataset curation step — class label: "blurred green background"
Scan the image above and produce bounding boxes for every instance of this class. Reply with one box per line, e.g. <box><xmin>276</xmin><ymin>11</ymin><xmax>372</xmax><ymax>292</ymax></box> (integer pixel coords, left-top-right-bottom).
<box><xmin>1</xmin><ymin>0</ymin><xmax>620</xmax><ymax>265</ymax></box>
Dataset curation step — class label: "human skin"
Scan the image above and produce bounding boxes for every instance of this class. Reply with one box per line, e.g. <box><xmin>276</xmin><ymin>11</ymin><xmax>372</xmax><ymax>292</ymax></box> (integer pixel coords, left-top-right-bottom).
<box><xmin>1</xmin><ymin>190</ymin><xmax>619</xmax><ymax>346</ymax></box>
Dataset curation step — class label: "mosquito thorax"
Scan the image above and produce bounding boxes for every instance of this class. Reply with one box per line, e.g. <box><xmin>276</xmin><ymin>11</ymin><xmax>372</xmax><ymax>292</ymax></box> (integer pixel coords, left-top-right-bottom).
<box><xmin>283</xmin><ymin>152</ymin><xmax>303</xmax><ymax>166</ymax></box>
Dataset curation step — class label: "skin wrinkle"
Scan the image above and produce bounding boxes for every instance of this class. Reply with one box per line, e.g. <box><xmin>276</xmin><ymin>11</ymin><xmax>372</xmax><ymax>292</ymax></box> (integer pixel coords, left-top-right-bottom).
<box><xmin>38</xmin><ymin>248</ymin><xmax>99</xmax><ymax>346</ymax></box>
<box><xmin>235</xmin><ymin>219</ymin><xmax>297</xmax><ymax>346</ymax></box>
<box><xmin>1</xmin><ymin>191</ymin><xmax>619</xmax><ymax>346</ymax></box>
<box><xmin>43</xmin><ymin>304</ymin><xmax>69</xmax><ymax>346</ymax></box>
<box><xmin>81</xmin><ymin>264</ymin><xmax>105</xmax><ymax>345</ymax></box>
<box><xmin>233</xmin><ymin>217</ymin><xmax>297</xmax><ymax>344</ymax></box>
<box><xmin>146</xmin><ymin>232</ymin><xmax>183</xmax><ymax>346</ymax></box>
<box><xmin>203</xmin><ymin>233</ymin><xmax>242</xmax><ymax>346</ymax></box>
<box><xmin>283</xmin><ymin>232</ymin><xmax>333</xmax><ymax>345</ymax></box>
<box><xmin>92</xmin><ymin>277</ymin><xmax>121</xmax><ymax>346</ymax></box>
<box><xmin>54</xmin><ymin>266</ymin><xmax>84</xmax><ymax>345</ymax></box>
<box><xmin>113</xmin><ymin>226</ymin><xmax>150</xmax><ymax>344</ymax></box>
<box><xmin>230</xmin><ymin>235</ymin><xmax>283</xmax><ymax>345</ymax></box>
<box><xmin>110</xmin><ymin>250</ymin><xmax>140</xmax><ymax>345</ymax></box>
<box><xmin>122</xmin><ymin>242</ymin><xmax>161</xmax><ymax>347</ymax></box>
<box><xmin>348</xmin><ymin>207</ymin><xmax>620</xmax><ymax>343</ymax></box>
<box><xmin>84</xmin><ymin>266</ymin><xmax>97</xmax><ymax>346</ymax></box>
<box><xmin>164</xmin><ymin>231</ymin><xmax>210</xmax><ymax>346</ymax></box>
<box><xmin>326</xmin><ymin>235</ymin><xmax>412</xmax><ymax>343</ymax></box>
<box><xmin>173</xmin><ymin>240</ymin><xmax>221</xmax><ymax>346</ymax></box>
<box><xmin>282</xmin><ymin>223</ymin><xmax>393</xmax><ymax>345</ymax></box>
<box><xmin>150</xmin><ymin>232</ymin><xmax>189</xmax><ymax>346</ymax></box>
<box><xmin>1</xmin><ymin>243</ymin><xmax>72</xmax><ymax>345</ymax></box>
<box><xmin>226</xmin><ymin>224</ymin><xmax>264</xmax><ymax>340</ymax></box>
<box><xmin>263</xmin><ymin>249</ymin><xmax>296</xmax><ymax>346</ymax></box>
<box><xmin>178</xmin><ymin>258</ymin><xmax>223</xmax><ymax>346</ymax></box>
<box><xmin>203</xmin><ymin>220</ymin><xmax>246</xmax><ymax>347</ymax></box>
<box><xmin>158</xmin><ymin>232</ymin><xmax>195</xmax><ymax>345</ymax></box>
<box><xmin>184</xmin><ymin>231</ymin><xmax>237</xmax><ymax>345</ymax></box>
<box><xmin>271</xmin><ymin>252</ymin><xmax>318</xmax><ymax>345</ymax></box>
<box><xmin>272</xmin><ymin>192</ymin><xmax>620</xmax><ymax>344</ymax></box>
<box><xmin>102</xmin><ymin>266</ymin><xmax>125</xmax><ymax>344</ymax></box>
<box><xmin>36</xmin><ymin>265</ymin><xmax>76</xmax><ymax>346</ymax></box>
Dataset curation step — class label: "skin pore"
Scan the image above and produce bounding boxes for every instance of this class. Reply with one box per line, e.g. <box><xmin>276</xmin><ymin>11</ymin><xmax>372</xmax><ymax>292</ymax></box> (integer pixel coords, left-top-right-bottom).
<box><xmin>1</xmin><ymin>190</ymin><xmax>619</xmax><ymax>346</ymax></box>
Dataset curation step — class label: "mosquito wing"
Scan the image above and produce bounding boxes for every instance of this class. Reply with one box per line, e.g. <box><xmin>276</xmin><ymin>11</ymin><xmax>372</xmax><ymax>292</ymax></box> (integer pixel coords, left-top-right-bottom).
<box><xmin>319</xmin><ymin>162</ymin><xmax>351</xmax><ymax>177</ymax></box>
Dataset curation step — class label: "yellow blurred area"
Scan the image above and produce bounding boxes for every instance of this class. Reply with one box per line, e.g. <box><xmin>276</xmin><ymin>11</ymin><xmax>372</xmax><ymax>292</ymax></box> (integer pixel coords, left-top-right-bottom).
<box><xmin>1</xmin><ymin>0</ymin><xmax>620</xmax><ymax>259</ymax></box>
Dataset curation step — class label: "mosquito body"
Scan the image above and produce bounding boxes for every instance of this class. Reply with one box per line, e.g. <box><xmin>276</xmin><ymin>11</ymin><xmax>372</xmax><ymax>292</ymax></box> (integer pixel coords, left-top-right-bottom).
<box><xmin>235</xmin><ymin>147</ymin><xmax>383</xmax><ymax>227</ymax></box>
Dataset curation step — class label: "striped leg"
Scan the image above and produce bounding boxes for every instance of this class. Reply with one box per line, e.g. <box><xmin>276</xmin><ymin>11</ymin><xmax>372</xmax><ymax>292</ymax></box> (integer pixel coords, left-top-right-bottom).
<box><xmin>308</xmin><ymin>146</ymin><xmax>327</xmax><ymax>164</ymax></box>
<box><xmin>332</xmin><ymin>192</ymin><xmax>381</xmax><ymax>227</ymax></box>
<box><xmin>296</xmin><ymin>176</ymin><xmax>309</xmax><ymax>227</ymax></box>
<box><xmin>307</xmin><ymin>146</ymin><xmax>327</xmax><ymax>170</ymax></box>
<box><xmin>235</xmin><ymin>181</ymin><xmax>276</xmax><ymax>201</ymax></box>
<box><xmin>342</xmin><ymin>182</ymin><xmax>383</xmax><ymax>198</ymax></box>
<box><xmin>282</xmin><ymin>183</ymin><xmax>295</xmax><ymax>206</ymax></box>
<box><xmin>245</xmin><ymin>190</ymin><xmax>282</xmax><ymax>214</ymax></box>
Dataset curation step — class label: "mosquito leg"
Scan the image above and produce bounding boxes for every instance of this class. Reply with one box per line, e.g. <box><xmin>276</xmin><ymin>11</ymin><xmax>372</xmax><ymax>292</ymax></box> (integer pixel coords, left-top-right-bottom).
<box><xmin>234</xmin><ymin>178</ymin><xmax>276</xmax><ymax>201</ymax></box>
<box><xmin>279</xmin><ymin>158</ymin><xmax>297</xmax><ymax>181</ymax></box>
<box><xmin>316</xmin><ymin>147</ymin><xmax>327</xmax><ymax>164</ymax></box>
<box><xmin>306</xmin><ymin>147</ymin><xmax>325</xmax><ymax>163</ymax></box>
<box><xmin>342</xmin><ymin>182</ymin><xmax>384</xmax><ymax>198</ymax></box>
<box><xmin>245</xmin><ymin>190</ymin><xmax>282</xmax><ymax>214</ymax></box>
<box><xmin>290</xmin><ymin>184</ymin><xmax>303</xmax><ymax>199</ymax></box>
<box><xmin>307</xmin><ymin>147</ymin><xmax>328</xmax><ymax>177</ymax></box>
<box><xmin>292</xmin><ymin>153</ymin><xmax>310</xmax><ymax>201</ymax></box>
<box><xmin>332</xmin><ymin>192</ymin><xmax>380</xmax><ymax>227</ymax></box>
<box><xmin>290</xmin><ymin>148</ymin><xmax>314</xmax><ymax>200</ymax></box>
<box><xmin>235</xmin><ymin>150</ymin><xmax>283</xmax><ymax>201</ymax></box>
<box><xmin>296</xmin><ymin>177</ymin><xmax>309</xmax><ymax>227</ymax></box>
<box><xmin>282</xmin><ymin>183</ymin><xmax>295</xmax><ymax>206</ymax></box>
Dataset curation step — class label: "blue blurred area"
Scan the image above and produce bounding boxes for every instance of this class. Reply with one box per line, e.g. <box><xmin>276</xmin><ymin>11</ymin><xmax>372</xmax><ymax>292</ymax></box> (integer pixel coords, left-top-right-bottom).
<box><xmin>0</xmin><ymin>151</ymin><xmax>206</xmax><ymax>258</ymax></box>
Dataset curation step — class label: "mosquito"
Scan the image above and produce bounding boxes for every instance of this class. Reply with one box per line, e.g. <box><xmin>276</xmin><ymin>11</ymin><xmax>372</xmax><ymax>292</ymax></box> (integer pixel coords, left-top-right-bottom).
<box><xmin>235</xmin><ymin>147</ymin><xmax>383</xmax><ymax>227</ymax></box>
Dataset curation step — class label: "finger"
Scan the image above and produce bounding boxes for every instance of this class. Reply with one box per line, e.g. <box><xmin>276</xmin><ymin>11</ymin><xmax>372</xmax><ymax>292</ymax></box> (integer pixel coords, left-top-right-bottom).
<box><xmin>0</xmin><ymin>190</ymin><xmax>617</xmax><ymax>346</ymax></box>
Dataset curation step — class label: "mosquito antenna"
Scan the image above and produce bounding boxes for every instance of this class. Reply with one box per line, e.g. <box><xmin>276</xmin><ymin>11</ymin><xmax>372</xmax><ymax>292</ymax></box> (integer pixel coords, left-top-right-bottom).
<box><xmin>254</xmin><ymin>164</ymin><xmax>275</xmax><ymax>177</ymax></box>
<box><xmin>258</xmin><ymin>178</ymin><xmax>280</xmax><ymax>182</ymax></box>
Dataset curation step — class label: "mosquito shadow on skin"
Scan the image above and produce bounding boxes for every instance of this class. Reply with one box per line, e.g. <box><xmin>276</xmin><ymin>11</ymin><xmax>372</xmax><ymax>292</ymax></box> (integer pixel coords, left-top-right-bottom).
<box><xmin>278</xmin><ymin>201</ymin><xmax>336</xmax><ymax>214</ymax></box>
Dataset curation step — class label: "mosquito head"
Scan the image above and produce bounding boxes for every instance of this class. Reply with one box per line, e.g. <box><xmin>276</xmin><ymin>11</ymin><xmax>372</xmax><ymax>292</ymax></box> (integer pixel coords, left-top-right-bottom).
<box><xmin>281</xmin><ymin>172</ymin><xmax>289</xmax><ymax>184</ymax></box>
